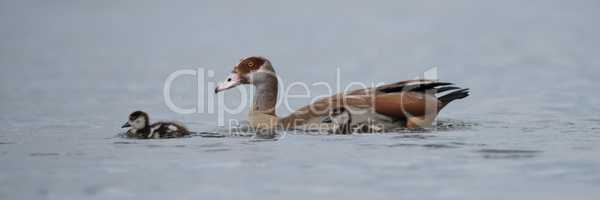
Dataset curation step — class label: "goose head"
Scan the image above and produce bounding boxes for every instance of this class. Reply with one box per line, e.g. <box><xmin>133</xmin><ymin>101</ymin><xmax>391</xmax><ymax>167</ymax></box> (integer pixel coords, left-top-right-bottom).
<box><xmin>214</xmin><ymin>56</ymin><xmax>275</xmax><ymax>93</ymax></box>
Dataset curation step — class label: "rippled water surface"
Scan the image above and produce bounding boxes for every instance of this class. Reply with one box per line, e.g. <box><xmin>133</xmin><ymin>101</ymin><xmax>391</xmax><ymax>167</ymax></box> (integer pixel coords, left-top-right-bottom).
<box><xmin>1</xmin><ymin>0</ymin><xmax>599</xmax><ymax>199</ymax></box>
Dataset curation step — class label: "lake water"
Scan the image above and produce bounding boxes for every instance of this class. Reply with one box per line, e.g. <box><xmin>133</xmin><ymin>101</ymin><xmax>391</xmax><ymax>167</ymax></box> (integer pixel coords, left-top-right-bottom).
<box><xmin>1</xmin><ymin>0</ymin><xmax>599</xmax><ymax>199</ymax></box>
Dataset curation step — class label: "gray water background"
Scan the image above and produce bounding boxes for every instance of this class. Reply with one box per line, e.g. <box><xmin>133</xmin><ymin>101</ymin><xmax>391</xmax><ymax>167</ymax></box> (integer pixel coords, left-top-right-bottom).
<box><xmin>1</xmin><ymin>0</ymin><xmax>599</xmax><ymax>199</ymax></box>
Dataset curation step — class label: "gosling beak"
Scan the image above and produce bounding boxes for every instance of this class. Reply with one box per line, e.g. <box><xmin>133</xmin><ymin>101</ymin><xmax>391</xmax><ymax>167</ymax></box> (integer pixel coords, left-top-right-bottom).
<box><xmin>321</xmin><ymin>116</ymin><xmax>333</xmax><ymax>123</ymax></box>
<box><xmin>121</xmin><ymin>122</ymin><xmax>131</xmax><ymax>128</ymax></box>
<box><xmin>215</xmin><ymin>73</ymin><xmax>243</xmax><ymax>93</ymax></box>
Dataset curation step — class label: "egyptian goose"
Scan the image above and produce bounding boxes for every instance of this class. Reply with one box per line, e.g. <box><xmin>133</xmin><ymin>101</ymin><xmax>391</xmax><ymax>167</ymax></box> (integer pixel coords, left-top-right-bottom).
<box><xmin>215</xmin><ymin>56</ymin><xmax>469</xmax><ymax>134</ymax></box>
<box><xmin>121</xmin><ymin>111</ymin><xmax>190</xmax><ymax>139</ymax></box>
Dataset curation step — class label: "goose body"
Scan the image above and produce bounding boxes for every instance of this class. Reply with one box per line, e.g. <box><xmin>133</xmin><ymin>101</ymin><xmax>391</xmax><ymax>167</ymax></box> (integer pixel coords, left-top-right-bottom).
<box><xmin>215</xmin><ymin>56</ymin><xmax>469</xmax><ymax>134</ymax></box>
<box><xmin>121</xmin><ymin>111</ymin><xmax>190</xmax><ymax>139</ymax></box>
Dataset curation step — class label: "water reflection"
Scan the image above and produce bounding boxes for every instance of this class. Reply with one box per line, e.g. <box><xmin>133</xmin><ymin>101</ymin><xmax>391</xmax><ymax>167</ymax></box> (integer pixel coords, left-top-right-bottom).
<box><xmin>476</xmin><ymin>149</ymin><xmax>542</xmax><ymax>159</ymax></box>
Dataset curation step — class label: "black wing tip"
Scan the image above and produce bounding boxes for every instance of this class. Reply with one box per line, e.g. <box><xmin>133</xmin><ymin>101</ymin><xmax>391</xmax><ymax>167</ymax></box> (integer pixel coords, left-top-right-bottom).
<box><xmin>381</xmin><ymin>81</ymin><xmax>455</xmax><ymax>93</ymax></box>
<box><xmin>439</xmin><ymin>88</ymin><xmax>470</xmax><ymax>104</ymax></box>
<box><xmin>435</xmin><ymin>86</ymin><xmax>461</xmax><ymax>93</ymax></box>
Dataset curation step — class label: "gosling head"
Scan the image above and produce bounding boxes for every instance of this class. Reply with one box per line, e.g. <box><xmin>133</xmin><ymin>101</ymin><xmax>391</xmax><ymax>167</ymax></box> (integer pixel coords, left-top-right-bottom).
<box><xmin>322</xmin><ymin>107</ymin><xmax>352</xmax><ymax>134</ymax></box>
<box><xmin>121</xmin><ymin>111</ymin><xmax>150</xmax><ymax>132</ymax></box>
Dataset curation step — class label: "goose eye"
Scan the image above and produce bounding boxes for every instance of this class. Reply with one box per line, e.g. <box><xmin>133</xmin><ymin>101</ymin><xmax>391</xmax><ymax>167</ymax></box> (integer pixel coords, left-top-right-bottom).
<box><xmin>227</xmin><ymin>78</ymin><xmax>232</xmax><ymax>82</ymax></box>
<box><xmin>247</xmin><ymin>61</ymin><xmax>254</xmax><ymax>67</ymax></box>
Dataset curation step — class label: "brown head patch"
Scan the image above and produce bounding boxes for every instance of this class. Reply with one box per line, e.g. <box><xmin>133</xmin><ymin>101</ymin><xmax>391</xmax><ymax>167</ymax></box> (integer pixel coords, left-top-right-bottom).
<box><xmin>233</xmin><ymin>57</ymin><xmax>266</xmax><ymax>75</ymax></box>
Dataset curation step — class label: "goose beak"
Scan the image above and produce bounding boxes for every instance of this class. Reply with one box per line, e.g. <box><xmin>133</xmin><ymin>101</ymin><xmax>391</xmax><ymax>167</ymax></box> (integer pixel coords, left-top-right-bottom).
<box><xmin>121</xmin><ymin>122</ymin><xmax>131</xmax><ymax>128</ymax></box>
<box><xmin>215</xmin><ymin>73</ymin><xmax>243</xmax><ymax>93</ymax></box>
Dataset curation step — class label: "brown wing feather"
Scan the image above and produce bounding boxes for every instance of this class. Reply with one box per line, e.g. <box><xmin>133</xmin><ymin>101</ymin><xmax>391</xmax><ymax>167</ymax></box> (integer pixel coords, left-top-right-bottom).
<box><xmin>373</xmin><ymin>92</ymin><xmax>441</xmax><ymax>119</ymax></box>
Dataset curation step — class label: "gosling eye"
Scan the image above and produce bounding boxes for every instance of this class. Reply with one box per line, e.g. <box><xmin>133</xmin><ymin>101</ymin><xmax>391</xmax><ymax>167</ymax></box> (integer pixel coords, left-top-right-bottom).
<box><xmin>331</xmin><ymin>107</ymin><xmax>345</xmax><ymax>115</ymax></box>
<box><xmin>321</xmin><ymin>116</ymin><xmax>333</xmax><ymax>123</ymax></box>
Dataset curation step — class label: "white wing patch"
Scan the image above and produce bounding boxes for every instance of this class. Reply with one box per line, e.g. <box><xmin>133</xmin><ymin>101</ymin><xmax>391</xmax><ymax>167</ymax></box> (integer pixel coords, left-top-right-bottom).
<box><xmin>168</xmin><ymin>125</ymin><xmax>177</xmax><ymax>132</ymax></box>
<box><xmin>149</xmin><ymin>125</ymin><xmax>161</xmax><ymax>138</ymax></box>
